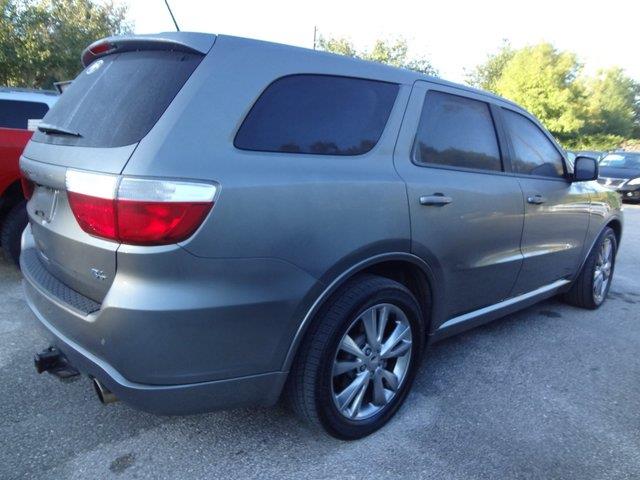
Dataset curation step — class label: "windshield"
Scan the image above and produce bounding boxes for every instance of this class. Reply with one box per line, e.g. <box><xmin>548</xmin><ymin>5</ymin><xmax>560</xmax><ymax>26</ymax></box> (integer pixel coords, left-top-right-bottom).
<box><xmin>599</xmin><ymin>153</ymin><xmax>640</xmax><ymax>169</ymax></box>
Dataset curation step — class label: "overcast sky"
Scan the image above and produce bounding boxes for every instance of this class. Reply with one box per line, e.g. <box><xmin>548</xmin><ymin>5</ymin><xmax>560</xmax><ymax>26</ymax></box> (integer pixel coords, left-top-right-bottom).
<box><xmin>124</xmin><ymin>0</ymin><xmax>640</xmax><ymax>83</ymax></box>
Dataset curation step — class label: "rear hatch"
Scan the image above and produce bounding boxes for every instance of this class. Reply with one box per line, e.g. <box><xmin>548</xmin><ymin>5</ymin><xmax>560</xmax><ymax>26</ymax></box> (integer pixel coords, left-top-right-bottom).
<box><xmin>21</xmin><ymin>33</ymin><xmax>215</xmax><ymax>304</ymax></box>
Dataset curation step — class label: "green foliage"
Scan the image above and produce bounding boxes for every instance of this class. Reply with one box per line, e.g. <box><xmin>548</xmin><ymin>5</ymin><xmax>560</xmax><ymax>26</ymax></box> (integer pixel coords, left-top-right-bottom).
<box><xmin>620</xmin><ymin>138</ymin><xmax>640</xmax><ymax>152</ymax></box>
<box><xmin>583</xmin><ymin>67</ymin><xmax>637</xmax><ymax>138</ymax></box>
<box><xmin>467</xmin><ymin>41</ymin><xmax>640</xmax><ymax>149</ymax></box>
<box><xmin>465</xmin><ymin>39</ymin><xmax>514</xmax><ymax>92</ymax></box>
<box><xmin>316</xmin><ymin>36</ymin><xmax>356</xmax><ymax>58</ymax></box>
<box><xmin>564</xmin><ymin>134</ymin><xmax>625</xmax><ymax>151</ymax></box>
<box><xmin>0</xmin><ymin>0</ymin><xmax>131</xmax><ymax>89</ymax></box>
<box><xmin>317</xmin><ymin>35</ymin><xmax>438</xmax><ymax>76</ymax></box>
<box><xmin>495</xmin><ymin>43</ymin><xmax>585</xmax><ymax>140</ymax></box>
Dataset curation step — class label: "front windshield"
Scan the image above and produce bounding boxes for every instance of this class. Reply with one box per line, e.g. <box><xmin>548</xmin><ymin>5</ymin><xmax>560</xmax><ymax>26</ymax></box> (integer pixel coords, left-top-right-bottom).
<box><xmin>599</xmin><ymin>153</ymin><xmax>640</xmax><ymax>169</ymax></box>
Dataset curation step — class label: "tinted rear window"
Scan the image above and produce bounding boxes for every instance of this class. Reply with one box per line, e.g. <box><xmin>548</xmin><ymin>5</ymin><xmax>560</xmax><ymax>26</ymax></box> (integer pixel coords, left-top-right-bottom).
<box><xmin>32</xmin><ymin>50</ymin><xmax>202</xmax><ymax>148</ymax></box>
<box><xmin>413</xmin><ymin>91</ymin><xmax>502</xmax><ymax>171</ymax></box>
<box><xmin>234</xmin><ymin>75</ymin><xmax>399</xmax><ymax>156</ymax></box>
<box><xmin>0</xmin><ymin>100</ymin><xmax>49</xmax><ymax>129</ymax></box>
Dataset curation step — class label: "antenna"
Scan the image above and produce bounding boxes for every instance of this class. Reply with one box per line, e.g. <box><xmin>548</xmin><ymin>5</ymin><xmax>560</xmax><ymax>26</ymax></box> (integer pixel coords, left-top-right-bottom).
<box><xmin>164</xmin><ymin>0</ymin><xmax>180</xmax><ymax>31</ymax></box>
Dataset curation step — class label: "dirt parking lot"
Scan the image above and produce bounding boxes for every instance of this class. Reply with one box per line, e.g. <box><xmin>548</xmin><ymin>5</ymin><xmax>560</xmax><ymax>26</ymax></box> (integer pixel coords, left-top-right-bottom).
<box><xmin>1</xmin><ymin>205</ymin><xmax>639</xmax><ymax>480</ymax></box>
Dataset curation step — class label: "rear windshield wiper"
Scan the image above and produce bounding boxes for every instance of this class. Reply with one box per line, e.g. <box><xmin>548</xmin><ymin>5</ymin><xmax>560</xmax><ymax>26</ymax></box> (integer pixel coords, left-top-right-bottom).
<box><xmin>37</xmin><ymin>123</ymin><xmax>82</xmax><ymax>137</ymax></box>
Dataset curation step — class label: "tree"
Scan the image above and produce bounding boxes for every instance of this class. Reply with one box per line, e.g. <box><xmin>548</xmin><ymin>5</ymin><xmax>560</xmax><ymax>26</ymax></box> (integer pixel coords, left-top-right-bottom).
<box><xmin>465</xmin><ymin>39</ymin><xmax>514</xmax><ymax>92</ymax></box>
<box><xmin>0</xmin><ymin>0</ymin><xmax>131</xmax><ymax>89</ymax></box>
<box><xmin>316</xmin><ymin>36</ymin><xmax>357</xmax><ymax>58</ymax></box>
<box><xmin>467</xmin><ymin>41</ymin><xmax>639</xmax><ymax>149</ymax></box>
<box><xmin>494</xmin><ymin>43</ymin><xmax>586</xmax><ymax>140</ymax></box>
<box><xmin>317</xmin><ymin>35</ymin><xmax>438</xmax><ymax>76</ymax></box>
<box><xmin>583</xmin><ymin>67</ymin><xmax>638</xmax><ymax>138</ymax></box>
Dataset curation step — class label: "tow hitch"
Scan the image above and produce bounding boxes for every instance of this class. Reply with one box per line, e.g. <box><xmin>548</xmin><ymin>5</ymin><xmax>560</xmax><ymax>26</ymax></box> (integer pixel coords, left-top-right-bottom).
<box><xmin>34</xmin><ymin>347</ymin><xmax>79</xmax><ymax>379</ymax></box>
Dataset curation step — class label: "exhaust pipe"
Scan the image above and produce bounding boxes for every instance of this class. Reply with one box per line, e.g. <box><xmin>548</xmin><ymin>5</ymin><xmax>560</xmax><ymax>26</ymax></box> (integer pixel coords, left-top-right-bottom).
<box><xmin>92</xmin><ymin>378</ymin><xmax>118</xmax><ymax>404</ymax></box>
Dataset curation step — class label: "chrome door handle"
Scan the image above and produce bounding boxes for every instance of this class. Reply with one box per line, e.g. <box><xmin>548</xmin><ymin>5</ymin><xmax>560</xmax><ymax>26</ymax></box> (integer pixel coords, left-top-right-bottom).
<box><xmin>419</xmin><ymin>194</ymin><xmax>452</xmax><ymax>206</ymax></box>
<box><xmin>527</xmin><ymin>194</ymin><xmax>546</xmax><ymax>205</ymax></box>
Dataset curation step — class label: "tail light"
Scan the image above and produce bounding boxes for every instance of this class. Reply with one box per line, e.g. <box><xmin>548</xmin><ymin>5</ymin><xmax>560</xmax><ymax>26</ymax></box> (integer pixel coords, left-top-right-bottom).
<box><xmin>66</xmin><ymin>169</ymin><xmax>217</xmax><ymax>246</ymax></box>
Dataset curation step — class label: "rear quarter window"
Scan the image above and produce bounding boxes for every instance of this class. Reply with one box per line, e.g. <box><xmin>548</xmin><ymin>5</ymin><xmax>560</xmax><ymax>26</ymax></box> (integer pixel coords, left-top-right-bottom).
<box><xmin>234</xmin><ymin>75</ymin><xmax>399</xmax><ymax>156</ymax></box>
<box><xmin>31</xmin><ymin>50</ymin><xmax>202</xmax><ymax>148</ymax></box>
<box><xmin>0</xmin><ymin>100</ymin><xmax>49</xmax><ymax>130</ymax></box>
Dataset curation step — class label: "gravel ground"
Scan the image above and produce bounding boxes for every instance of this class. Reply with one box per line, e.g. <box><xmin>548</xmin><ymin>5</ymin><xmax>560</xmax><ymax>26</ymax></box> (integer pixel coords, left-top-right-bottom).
<box><xmin>1</xmin><ymin>205</ymin><xmax>639</xmax><ymax>480</ymax></box>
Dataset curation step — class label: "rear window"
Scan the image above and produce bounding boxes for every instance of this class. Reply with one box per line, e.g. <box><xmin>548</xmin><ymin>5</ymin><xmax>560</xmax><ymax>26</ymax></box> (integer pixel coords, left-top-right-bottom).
<box><xmin>234</xmin><ymin>75</ymin><xmax>399</xmax><ymax>156</ymax></box>
<box><xmin>0</xmin><ymin>100</ymin><xmax>49</xmax><ymax>130</ymax></box>
<box><xmin>32</xmin><ymin>50</ymin><xmax>202</xmax><ymax>148</ymax></box>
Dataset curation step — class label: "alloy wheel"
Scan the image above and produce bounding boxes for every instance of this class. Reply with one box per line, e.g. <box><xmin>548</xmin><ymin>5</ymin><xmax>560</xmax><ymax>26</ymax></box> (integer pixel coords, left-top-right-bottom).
<box><xmin>331</xmin><ymin>303</ymin><xmax>413</xmax><ymax>420</ymax></box>
<box><xmin>593</xmin><ymin>237</ymin><xmax>613</xmax><ymax>305</ymax></box>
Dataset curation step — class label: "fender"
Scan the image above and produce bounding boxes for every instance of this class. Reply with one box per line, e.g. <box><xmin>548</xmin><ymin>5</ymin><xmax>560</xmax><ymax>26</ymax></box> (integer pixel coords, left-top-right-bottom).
<box><xmin>571</xmin><ymin>214</ymin><xmax>623</xmax><ymax>283</ymax></box>
<box><xmin>281</xmin><ymin>251</ymin><xmax>440</xmax><ymax>372</ymax></box>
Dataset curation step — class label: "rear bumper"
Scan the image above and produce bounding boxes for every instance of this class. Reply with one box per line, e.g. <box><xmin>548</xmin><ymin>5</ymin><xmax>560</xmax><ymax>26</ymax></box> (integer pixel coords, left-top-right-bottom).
<box><xmin>24</xmin><ymin>279</ymin><xmax>287</xmax><ymax>414</ymax></box>
<box><xmin>21</xmin><ymin>225</ymin><xmax>318</xmax><ymax>414</ymax></box>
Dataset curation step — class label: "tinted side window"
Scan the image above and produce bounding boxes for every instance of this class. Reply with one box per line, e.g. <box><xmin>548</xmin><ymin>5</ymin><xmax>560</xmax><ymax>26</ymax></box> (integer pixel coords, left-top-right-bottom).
<box><xmin>412</xmin><ymin>91</ymin><xmax>502</xmax><ymax>172</ymax></box>
<box><xmin>0</xmin><ymin>100</ymin><xmax>49</xmax><ymax>129</ymax></box>
<box><xmin>234</xmin><ymin>75</ymin><xmax>399</xmax><ymax>156</ymax></box>
<box><xmin>502</xmin><ymin>109</ymin><xmax>565</xmax><ymax>178</ymax></box>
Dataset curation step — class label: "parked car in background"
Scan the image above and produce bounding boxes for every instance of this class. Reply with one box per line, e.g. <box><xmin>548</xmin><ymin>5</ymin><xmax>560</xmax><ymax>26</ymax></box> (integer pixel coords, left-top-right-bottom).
<box><xmin>0</xmin><ymin>88</ymin><xmax>58</xmax><ymax>264</ymax></box>
<box><xmin>597</xmin><ymin>151</ymin><xmax>640</xmax><ymax>202</ymax></box>
<box><xmin>21</xmin><ymin>33</ymin><xmax>622</xmax><ymax>439</ymax></box>
<box><xmin>575</xmin><ymin>150</ymin><xmax>604</xmax><ymax>162</ymax></box>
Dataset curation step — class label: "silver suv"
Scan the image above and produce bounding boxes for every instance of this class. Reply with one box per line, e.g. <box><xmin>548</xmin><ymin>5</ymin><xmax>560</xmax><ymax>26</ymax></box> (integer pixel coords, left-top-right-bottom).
<box><xmin>21</xmin><ymin>33</ymin><xmax>623</xmax><ymax>439</ymax></box>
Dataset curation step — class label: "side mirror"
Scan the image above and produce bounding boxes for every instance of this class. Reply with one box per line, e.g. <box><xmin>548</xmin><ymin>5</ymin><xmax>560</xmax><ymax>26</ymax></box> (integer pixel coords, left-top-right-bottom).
<box><xmin>573</xmin><ymin>156</ymin><xmax>599</xmax><ymax>182</ymax></box>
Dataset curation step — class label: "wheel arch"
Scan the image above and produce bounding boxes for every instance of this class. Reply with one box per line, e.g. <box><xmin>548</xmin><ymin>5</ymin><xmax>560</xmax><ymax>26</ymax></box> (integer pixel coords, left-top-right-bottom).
<box><xmin>572</xmin><ymin>216</ymin><xmax>622</xmax><ymax>283</ymax></box>
<box><xmin>0</xmin><ymin>180</ymin><xmax>24</xmax><ymax>224</ymax></box>
<box><xmin>607</xmin><ymin>217</ymin><xmax>622</xmax><ymax>248</ymax></box>
<box><xmin>282</xmin><ymin>252</ymin><xmax>439</xmax><ymax>372</ymax></box>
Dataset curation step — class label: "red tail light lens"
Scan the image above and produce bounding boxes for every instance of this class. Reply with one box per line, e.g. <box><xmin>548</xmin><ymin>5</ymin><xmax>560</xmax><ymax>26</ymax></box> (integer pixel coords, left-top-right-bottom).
<box><xmin>117</xmin><ymin>200</ymin><xmax>213</xmax><ymax>246</ymax></box>
<box><xmin>67</xmin><ymin>192</ymin><xmax>117</xmax><ymax>240</ymax></box>
<box><xmin>66</xmin><ymin>170</ymin><xmax>216</xmax><ymax>245</ymax></box>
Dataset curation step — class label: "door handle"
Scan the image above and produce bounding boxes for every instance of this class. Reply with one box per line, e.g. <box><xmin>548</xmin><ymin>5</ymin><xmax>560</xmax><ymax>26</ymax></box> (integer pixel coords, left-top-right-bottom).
<box><xmin>527</xmin><ymin>194</ymin><xmax>546</xmax><ymax>205</ymax></box>
<box><xmin>419</xmin><ymin>194</ymin><xmax>452</xmax><ymax>206</ymax></box>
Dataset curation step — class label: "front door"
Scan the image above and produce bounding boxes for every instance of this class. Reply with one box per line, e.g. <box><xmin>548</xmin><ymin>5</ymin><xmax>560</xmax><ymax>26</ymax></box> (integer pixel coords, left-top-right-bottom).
<box><xmin>499</xmin><ymin>108</ymin><xmax>590</xmax><ymax>295</ymax></box>
<box><xmin>393</xmin><ymin>82</ymin><xmax>525</xmax><ymax>321</ymax></box>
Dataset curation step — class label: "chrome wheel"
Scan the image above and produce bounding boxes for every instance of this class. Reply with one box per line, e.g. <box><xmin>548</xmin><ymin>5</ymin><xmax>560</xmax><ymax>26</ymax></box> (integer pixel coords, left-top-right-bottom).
<box><xmin>331</xmin><ymin>303</ymin><xmax>413</xmax><ymax>420</ymax></box>
<box><xmin>593</xmin><ymin>237</ymin><xmax>613</xmax><ymax>305</ymax></box>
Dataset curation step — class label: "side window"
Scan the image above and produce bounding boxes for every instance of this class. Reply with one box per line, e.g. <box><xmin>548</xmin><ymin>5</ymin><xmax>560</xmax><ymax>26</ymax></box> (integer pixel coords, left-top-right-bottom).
<box><xmin>234</xmin><ymin>75</ymin><xmax>399</xmax><ymax>156</ymax></box>
<box><xmin>0</xmin><ymin>100</ymin><xmax>49</xmax><ymax>129</ymax></box>
<box><xmin>412</xmin><ymin>90</ymin><xmax>502</xmax><ymax>172</ymax></box>
<box><xmin>502</xmin><ymin>109</ymin><xmax>565</xmax><ymax>178</ymax></box>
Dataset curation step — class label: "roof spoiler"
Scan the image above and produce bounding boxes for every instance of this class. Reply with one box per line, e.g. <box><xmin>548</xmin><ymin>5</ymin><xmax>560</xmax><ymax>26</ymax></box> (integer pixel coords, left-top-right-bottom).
<box><xmin>81</xmin><ymin>32</ymin><xmax>216</xmax><ymax>67</ymax></box>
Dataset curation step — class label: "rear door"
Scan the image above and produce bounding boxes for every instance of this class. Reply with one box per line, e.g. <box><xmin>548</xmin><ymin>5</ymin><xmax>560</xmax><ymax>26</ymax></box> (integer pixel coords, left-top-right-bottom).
<box><xmin>394</xmin><ymin>81</ymin><xmax>525</xmax><ymax>320</ymax></box>
<box><xmin>499</xmin><ymin>107</ymin><xmax>590</xmax><ymax>295</ymax></box>
<box><xmin>20</xmin><ymin>43</ymin><xmax>208</xmax><ymax>303</ymax></box>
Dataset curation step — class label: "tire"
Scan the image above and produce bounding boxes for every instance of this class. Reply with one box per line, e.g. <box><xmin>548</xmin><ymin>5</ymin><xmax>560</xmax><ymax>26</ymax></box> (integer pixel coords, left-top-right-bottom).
<box><xmin>286</xmin><ymin>274</ymin><xmax>425</xmax><ymax>439</ymax></box>
<box><xmin>1</xmin><ymin>201</ymin><xmax>27</xmax><ymax>266</ymax></box>
<box><xmin>563</xmin><ymin>227</ymin><xmax>617</xmax><ymax>310</ymax></box>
